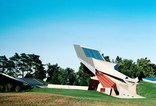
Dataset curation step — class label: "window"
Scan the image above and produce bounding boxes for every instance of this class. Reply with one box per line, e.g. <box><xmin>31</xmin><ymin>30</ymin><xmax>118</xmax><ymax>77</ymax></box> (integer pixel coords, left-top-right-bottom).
<box><xmin>82</xmin><ymin>48</ymin><xmax>104</xmax><ymax>61</ymax></box>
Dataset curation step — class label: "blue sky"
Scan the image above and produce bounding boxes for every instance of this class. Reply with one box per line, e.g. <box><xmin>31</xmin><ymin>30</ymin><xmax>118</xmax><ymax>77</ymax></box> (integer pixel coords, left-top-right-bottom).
<box><xmin>0</xmin><ymin>0</ymin><xmax>156</xmax><ymax>71</ymax></box>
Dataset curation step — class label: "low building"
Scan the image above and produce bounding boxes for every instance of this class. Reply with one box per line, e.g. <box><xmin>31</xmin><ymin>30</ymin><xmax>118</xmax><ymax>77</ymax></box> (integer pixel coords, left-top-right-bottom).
<box><xmin>0</xmin><ymin>73</ymin><xmax>46</xmax><ymax>92</ymax></box>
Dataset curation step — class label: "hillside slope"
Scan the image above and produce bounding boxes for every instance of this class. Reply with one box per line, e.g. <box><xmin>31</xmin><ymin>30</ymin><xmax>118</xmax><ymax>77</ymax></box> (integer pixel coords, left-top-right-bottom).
<box><xmin>0</xmin><ymin>81</ymin><xmax>156</xmax><ymax>106</ymax></box>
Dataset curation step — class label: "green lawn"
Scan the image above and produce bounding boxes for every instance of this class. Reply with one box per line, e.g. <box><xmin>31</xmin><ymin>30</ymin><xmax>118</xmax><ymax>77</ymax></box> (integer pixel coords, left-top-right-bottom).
<box><xmin>25</xmin><ymin>81</ymin><xmax>156</xmax><ymax>105</ymax></box>
<box><xmin>28</xmin><ymin>87</ymin><xmax>116</xmax><ymax>99</ymax></box>
<box><xmin>1</xmin><ymin>81</ymin><xmax>155</xmax><ymax>105</ymax></box>
<box><xmin>137</xmin><ymin>81</ymin><xmax>156</xmax><ymax>98</ymax></box>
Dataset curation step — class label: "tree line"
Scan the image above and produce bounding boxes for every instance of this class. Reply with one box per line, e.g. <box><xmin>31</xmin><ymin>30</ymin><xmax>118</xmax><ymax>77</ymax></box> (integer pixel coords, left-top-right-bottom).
<box><xmin>103</xmin><ymin>54</ymin><xmax>156</xmax><ymax>78</ymax></box>
<box><xmin>0</xmin><ymin>53</ymin><xmax>45</xmax><ymax>79</ymax></box>
<box><xmin>0</xmin><ymin>53</ymin><xmax>156</xmax><ymax>86</ymax></box>
<box><xmin>0</xmin><ymin>53</ymin><xmax>90</xmax><ymax>86</ymax></box>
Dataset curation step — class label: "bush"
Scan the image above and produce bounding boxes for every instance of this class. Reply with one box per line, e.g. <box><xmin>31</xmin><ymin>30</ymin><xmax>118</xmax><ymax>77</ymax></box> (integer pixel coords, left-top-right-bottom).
<box><xmin>5</xmin><ymin>83</ymin><xmax>13</xmax><ymax>92</ymax></box>
<box><xmin>0</xmin><ymin>85</ymin><xmax>4</xmax><ymax>92</ymax></box>
<box><xmin>15</xmin><ymin>86</ymin><xmax>21</xmax><ymax>92</ymax></box>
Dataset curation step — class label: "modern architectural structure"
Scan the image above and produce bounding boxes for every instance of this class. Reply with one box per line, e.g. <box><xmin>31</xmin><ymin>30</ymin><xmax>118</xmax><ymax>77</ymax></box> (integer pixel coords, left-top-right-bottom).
<box><xmin>74</xmin><ymin>45</ymin><xmax>143</xmax><ymax>98</ymax></box>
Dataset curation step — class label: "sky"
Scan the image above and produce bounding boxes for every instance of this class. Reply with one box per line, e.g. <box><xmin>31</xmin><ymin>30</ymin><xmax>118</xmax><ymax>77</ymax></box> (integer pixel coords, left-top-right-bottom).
<box><xmin>0</xmin><ymin>0</ymin><xmax>156</xmax><ymax>71</ymax></box>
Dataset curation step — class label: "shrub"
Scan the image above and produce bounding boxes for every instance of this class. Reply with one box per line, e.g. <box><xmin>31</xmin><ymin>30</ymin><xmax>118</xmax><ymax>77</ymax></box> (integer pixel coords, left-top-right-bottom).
<box><xmin>15</xmin><ymin>86</ymin><xmax>21</xmax><ymax>92</ymax></box>
<box><xmin>5</xmin><ymin>83</ymin><xmax>13</xmax><ymax>92</ymax></box>
<box><xmin>0</xmin><ymin>85</ymin><xmax>4</xmax><ymax>92</ymax></box>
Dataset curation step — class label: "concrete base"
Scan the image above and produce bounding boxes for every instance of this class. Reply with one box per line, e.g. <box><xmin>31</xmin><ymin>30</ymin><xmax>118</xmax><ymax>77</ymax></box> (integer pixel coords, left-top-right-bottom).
<box><xmin>48</xmin><ymin>84</ymin><xmax>88</xmax><ymax>90</ymax></box>
<box><xmin>143</xmin><ymin>79</ymin><xmax>156</xmax><ymax>84</ymax></box>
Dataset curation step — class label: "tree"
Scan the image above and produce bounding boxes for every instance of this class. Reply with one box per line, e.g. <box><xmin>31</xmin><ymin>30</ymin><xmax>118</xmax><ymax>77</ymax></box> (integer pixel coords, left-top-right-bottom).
<box><xmin>115</xmin><ymin>56</ymin><xmax>123</xmax><ymax>72</ymax></box>
<box><xmin>29</xmin><ymin>54</ymin><xmax>46</xmax><ymax>80</ymax></box>
<box><xmin>0</xmin><ymin>56</ymin><xmax>16</xmax><ymax>77</ymax></box>
<box><xmin>19</xmin><ymin>53</ymin><xmax>29</xmax><ymax>78</ymax></box>
<box><xmin>6</xmin><ymin>60</ymin><xmax>15</xmax><ymax>77</ymax></box>
<box><xmin>118</xmin><ymin>59</ymin><xmax>134</xmax><ymax>78</ymax></box>
<box><xmin>102</xmin><ymin>54</ymin><xmax>110</xmax><ymax>62</ymax></box>
<box><xmin>9</xmin><ymin>53</ymin><xmax>27</xmax><ymax>77</ymax></box>
<box><xmin>10</xmin><ymin>53</ymin><xmax>21</xmax><ymax>77</ymax></box>
<box><xmin>46</xmin><ymin>63</ymin><xmax>60</xmax><ymax>82</ymax></box>
<box><xmin>150</xmin><ymin>64</ymin><xmax>156</xmax><ymax>76</ymax></box>
<box><xmin>49</xmin><ymin>69</ymin><xmax>61</xmax><ymax>84</ymax></box>
<box><xmin>115</xmin><ymin>56</ymin><xmax>122</xmax><ymax>63</ymax></box>
<box><xmin>65</xmin><ymin>68</ymin><xmax>75</xmax><ymax>85</ymax></box>
<box><xmin>74</xmin><ymin>63</ymin><xmax>90</xmax><ymax>86</ymax></box>
<box><xmin>137</xmin><ymin>58</ymin><xmax>155</xmax><ymax>77</ymax></box>
<box><xmin>10</xmin><ymin>53</ymin><xmax>46</xmax><ymax>79</ymax></box>
<box><xmin>34</xmin><ymin>64</ymin><xmax>46</xmax><ymax>80</ymax></box>
<box><xmin>58</xmin><ymin>69</ymin><xmax>68</xmax><ymax>85</ymax></box>
<box><xmin>0</xmin><ymin>56</ymin><xmax>8</xmax><ymax>73</ymax></box>
<box><xmin>115</xmin><ymin>57</ymin><xmax>138</xmax><ymax>78</ymax></box>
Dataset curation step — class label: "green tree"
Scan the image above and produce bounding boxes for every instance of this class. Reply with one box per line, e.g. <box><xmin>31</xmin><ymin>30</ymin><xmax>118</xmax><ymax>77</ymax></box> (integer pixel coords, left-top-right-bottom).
<box><xmin>6</xmin><ymin>60</ymin><xmax>15</xmax><ymax>77</ymax></box>
<box><xmin>74</xmin><ymin>63</ymin><xmax>90</xmax><ymax>86</ymax></box>
<box><xmin>150</xmin><ymin>64</ymin><xmax>156</xmax><ymax>76</ymax></box>
<box><xmin>58</xmin><ymin>69</ymin><xmax>68</xmax><ymax>85</ymax></box>
<box><xmin>0</xmin><ymin>56</ymin><xmax>8</xmax><ymax>73</ymax></box>
<box><xmin>118</xmin><ymin>59</ymin><xmax>134</xmax><ymax>77</ymax></box>
<box><xmin>20</xmin><ymin>53</ymin><xmax>29</xmax><ymax>78</ymax></box>
<box><xmin>10</xmin><ymin>53</ymin><xmax>21</xmax><ymax>77</ymax></box>
<box><xmin>115</xmin><ymin>56</ymin><xmax>122</xmax><ymax>63</ymax></box>
<box><xmin>29</xmin><ymin>54</ymin><xmax>46</xmax><ymax>80</ymax></box>
<box><xmin>115</xmin><ymin>57</ymin><xmax>138</xmax><ymax>78</ymax></box>
<box><xmin>34</xmin><ymin>64</ymin><xmax>46</xmax><ymax>80</ymax></box>
<box><xmin>10</xmin><ymin>53</ymin><xmax>46</xmax><ymax>79</ymax></box>
<box><xmin>49</xmin><ymin>69</ymin><xmax>61</xmax><ymax>84</ymax></box>
<box><xmin>65</xmin><ymin>68</ymin><xmax>75</xmax><ymax>85</ymax></box>
<box><xmin>115</xmin><ymin>56</ymin><xmax>123</xmax><ymax>72</ymax></box>
<box><xmin>102</xmin><ymin>54</ymin><xmax>110</xmax><ymax>62</ymax></box>
<box><xmin>137</xmin><ymin>58</ymin><xmax>155</xmax><ymax>77</ymax></box>
<box><xmin>46</xmin><ymin>63</ymin><xmax>60</xmax><ymax>82</ymax></box>
<box><xmin>10</xmin><ymin>53</ymin><xmax>27</xmax><ymax>77</ymax></box>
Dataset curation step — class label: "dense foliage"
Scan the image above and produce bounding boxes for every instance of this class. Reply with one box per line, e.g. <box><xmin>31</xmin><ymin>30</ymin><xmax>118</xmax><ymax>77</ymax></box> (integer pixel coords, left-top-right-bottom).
<box><xmin>102</xmin><ymin>55</ymin><xmax>156</xmax><ymax>78</ymax></box>
<box><xmin>0</xmin><ymin>53</ymin><xmax>46</xmax><ymax>80</ymax></box>
<box><xmin>0</xmin><ymin>53</ymin><xmax>156</xmax><ymax>86</ymax></box>
<box><xmin>116</xmin><ymin>56</ymin><xmax>156</xmax><ymax>78</ymax></box>
<box><xmin>46</xmin><ymin>63</ymin><xmax>90</xmax><ymax>86</ymax></box>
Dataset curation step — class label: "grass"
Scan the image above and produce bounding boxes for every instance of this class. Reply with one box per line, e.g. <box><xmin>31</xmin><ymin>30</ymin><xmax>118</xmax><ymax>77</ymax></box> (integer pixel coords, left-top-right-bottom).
<box><xmin>0</xmin><ymin>81</ymin><xmax>156</xmax><ymax>106</ymax></box>
<box><xmin>28</xmin><ymin>87</ymin><xmax>116</xmax><ymax>100</ymax></box>
<box><xmin>137</xmin><ymin>81</ymin><xmax>156</xmax><ymax>98</ymax></box>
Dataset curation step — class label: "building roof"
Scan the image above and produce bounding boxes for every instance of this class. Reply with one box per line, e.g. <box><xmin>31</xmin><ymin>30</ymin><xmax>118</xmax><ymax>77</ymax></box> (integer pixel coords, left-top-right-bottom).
<box><xmin>0</xmin><ymin>73</ymin><xmax>45</xmax><ymax>88</ymax></box>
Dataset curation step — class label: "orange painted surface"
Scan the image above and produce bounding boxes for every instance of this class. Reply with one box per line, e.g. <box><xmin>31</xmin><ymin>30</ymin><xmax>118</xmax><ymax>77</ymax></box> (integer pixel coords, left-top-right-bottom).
<box><xmin>96</xmin><ymin>70</ymin><xmax>115</xmax><ymax>88</ymax></box>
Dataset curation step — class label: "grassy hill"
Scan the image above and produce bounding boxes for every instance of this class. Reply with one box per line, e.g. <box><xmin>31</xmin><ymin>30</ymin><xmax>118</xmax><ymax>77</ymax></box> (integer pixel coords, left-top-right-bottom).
<box><xmin>137</xmin><ymin>81</ymin><xmax>156</xmax><ymax>99</ymax></box>
<box><xmin>0</xmin><ymin>81</ymin><xmax>156</xmax><ymax>105</ymax></box>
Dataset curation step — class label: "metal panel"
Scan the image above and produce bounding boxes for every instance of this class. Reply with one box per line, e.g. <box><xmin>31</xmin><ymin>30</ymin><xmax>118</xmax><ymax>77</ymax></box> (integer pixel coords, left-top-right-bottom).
<box><xmin>74</xmin><ymin>45</ymin><xmax>95</xmax><ymax>67</ymax></box>
<box><xmin>79</xmin><ymin>58</ymin><xmax>96</xmax><ymax>75</ymax></box>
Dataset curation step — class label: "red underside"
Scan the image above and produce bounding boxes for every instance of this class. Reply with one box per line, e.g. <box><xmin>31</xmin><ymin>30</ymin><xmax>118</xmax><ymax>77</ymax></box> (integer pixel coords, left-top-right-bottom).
<box><xmin>88</xmin><ymin>79</ymin><xmax>99</xmax><ymax>91</ymax></box>
<box><xmin>96</xmin><ymin>70</ymin><xmax>115</xmax><ymax>88</ymax></box>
